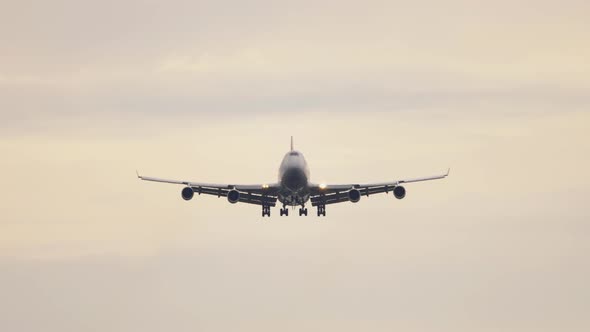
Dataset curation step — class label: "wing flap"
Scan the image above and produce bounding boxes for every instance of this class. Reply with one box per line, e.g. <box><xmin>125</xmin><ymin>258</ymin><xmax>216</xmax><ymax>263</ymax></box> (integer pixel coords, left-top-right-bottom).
<box><xmin>190</xmin><ymin>186</ymin><xmax>277</xmax><ymax>206</ymax></box>
<box><xmin>310</xmin><ymin>193</ymin><xmax>349</xmax><ymax>206</ymax></box>
<box><xmin>309</xmin><ymin>169</ymin><xmax>449</xmax><ymax>205</ymax></box>
<box><xmin>138</xmin><ymin>173</ymin><xmax>279</xmax><ymax>205</ymax></box>
<box><xmin>310</xmin><ymin>186</ymin><xmax>394</xmax><ymax>206</ymax></box>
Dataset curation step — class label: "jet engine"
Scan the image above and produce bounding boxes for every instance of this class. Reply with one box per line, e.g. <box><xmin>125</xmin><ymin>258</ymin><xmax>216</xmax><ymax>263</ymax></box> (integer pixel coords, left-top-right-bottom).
<box><xmin>348</xmin><ymin>189</ymin><xmax>361</xmax><ymax>203</ymax></box>
<box><xmin>181</xmin><ymin>187</ymin><xmax>194</xmax><ymax>201</ymax></box>
<box><xmin>393</xmin><ymin>186</ymin><xmax>406</xmax><ymax>199</ymax></box>
<box><xmin>227</xmin><ymin>189</ymin><xmax>240</xmax><ymax>204</ymax></box>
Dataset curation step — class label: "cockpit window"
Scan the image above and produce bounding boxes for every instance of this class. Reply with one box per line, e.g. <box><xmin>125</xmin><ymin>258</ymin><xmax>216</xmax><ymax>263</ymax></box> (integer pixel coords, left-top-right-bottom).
<box><xmin>289</xmin><ymin>152</ymin><xmax>299</xmax><ymax>156</ymax></box>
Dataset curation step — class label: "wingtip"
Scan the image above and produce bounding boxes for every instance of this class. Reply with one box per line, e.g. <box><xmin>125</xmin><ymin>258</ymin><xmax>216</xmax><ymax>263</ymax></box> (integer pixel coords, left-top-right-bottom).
<box><xmin>136</xmin><ymin>170</ymin><xmax>141</xmax><ymax>179</ymax></box>
<box><xmin>446</xmin><ymin>168</ymin><xmax>451</xmax><ymax>176</ymax></box>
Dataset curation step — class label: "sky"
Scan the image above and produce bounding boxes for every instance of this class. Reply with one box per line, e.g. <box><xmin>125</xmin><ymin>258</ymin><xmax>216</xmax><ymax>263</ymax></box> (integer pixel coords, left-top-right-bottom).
<box><xmin>1</xmin><ymin>0</ymin><xmax>589</xmax><ymax>331</ymax></box>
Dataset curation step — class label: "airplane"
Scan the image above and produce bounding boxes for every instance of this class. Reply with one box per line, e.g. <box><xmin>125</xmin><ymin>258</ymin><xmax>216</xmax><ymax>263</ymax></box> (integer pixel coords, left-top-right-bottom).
<box><xmin>137</xmin><ymin>137</ymin><xmax>449</xmax><ymax>217</ymax></box>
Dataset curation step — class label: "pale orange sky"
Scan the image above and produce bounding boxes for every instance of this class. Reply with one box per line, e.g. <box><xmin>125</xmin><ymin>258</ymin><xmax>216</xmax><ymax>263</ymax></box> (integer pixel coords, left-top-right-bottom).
<box><xmin>1</xmin><ymin>1</ymin><xmax>589</xmax><ymax>331</ymax></box>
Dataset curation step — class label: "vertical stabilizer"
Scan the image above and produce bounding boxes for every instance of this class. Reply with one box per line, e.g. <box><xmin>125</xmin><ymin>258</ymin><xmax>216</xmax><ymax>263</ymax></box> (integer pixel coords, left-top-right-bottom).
<box><xmin>291</xmin><ymin>136</ymin><xmax>294</xmax><ymax>151</ymax></box>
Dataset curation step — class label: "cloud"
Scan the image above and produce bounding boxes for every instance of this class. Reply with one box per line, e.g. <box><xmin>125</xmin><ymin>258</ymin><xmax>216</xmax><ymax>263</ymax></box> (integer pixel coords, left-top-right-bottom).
<box><xmin>2</xmin><ymin>0</ymin><xmax>589</xmax><ymax>138</ymax></box>
<box><xmin>1</xmin><ymin>2</ymin><xmax>590</xmax><ymax>330</ymax></box>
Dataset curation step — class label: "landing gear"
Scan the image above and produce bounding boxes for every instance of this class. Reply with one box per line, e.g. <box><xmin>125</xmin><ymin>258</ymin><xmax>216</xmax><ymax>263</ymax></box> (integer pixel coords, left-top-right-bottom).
<box><xmin>317</xmin><ymin>204</ymin><xmax>326</xmax><ymax>217</ymax></box>
<box><xmin>262</xmin><ymin>205</ymin><xmax>271</xmax><ymax>217</ymax></box>
<box><xmin>280</xmin><ymin>207</ymin><xmax>289</xmax><ymax>216</ymax></box>
<box><xmin>299</xmin><ymin>207</ymin><xmax>308</xmax><ymax>216</ymax></box>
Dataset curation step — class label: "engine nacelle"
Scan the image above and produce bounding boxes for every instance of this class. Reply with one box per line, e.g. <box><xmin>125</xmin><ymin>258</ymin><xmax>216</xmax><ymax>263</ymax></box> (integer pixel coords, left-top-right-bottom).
<box><xmin>348</xmin><ymin>189</ymin><xmax>361</xmax><ymax>203</ymax></box>
<box><xmin>393</xmin><ymin>186</ymin><xmax>406</xmax><ymax>199</ymax></box>
<box><xmin>181</xmin><ymin>187</ymin><xmax>194</xmax><ymax>201</ymax></box>
<box><xmin>227</xmin><ymin>190</ymin><xmax>240</xmax><ymax>204</ymax></box>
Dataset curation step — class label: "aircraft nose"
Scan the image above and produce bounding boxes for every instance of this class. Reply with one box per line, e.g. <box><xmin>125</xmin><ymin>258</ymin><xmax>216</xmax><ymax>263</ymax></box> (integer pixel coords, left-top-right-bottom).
<box><xmin>282</xmin><ymin>167</ymin><xmax>307</xmax><ymax>190</ymax></box>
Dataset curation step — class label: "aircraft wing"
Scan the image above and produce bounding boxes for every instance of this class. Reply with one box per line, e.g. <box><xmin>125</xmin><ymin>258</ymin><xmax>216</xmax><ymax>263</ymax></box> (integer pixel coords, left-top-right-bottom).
<box><xmin>137</xmin><ymin>172</ymin><xmax>280</xmax><ymax>206</ymax></box>
<box><xmin>308</xmin><ymin>169</ymin><xmax>450</xmax><ymax>206</ymax></box>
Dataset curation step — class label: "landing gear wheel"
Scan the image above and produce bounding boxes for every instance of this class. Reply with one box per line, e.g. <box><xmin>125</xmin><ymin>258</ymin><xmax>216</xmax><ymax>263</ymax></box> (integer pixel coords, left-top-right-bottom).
<box><xmin>317</xmin><ymin>204</ymin><xmax>326</xmax><ymax>217</ymax></box>
<box><xmin>262</xmin><ymin>205</ymin><xmax>271</xmax><ymax>217</ymax></box>
<box><xmin>280</xmin><ymin>208</ymin><xmax>289</xmax><ymax>216</ymax></box>
<box><xmin>299</xmin><ymin>208</ymin><xmax>308</xmax><ymax>216</ymax></box>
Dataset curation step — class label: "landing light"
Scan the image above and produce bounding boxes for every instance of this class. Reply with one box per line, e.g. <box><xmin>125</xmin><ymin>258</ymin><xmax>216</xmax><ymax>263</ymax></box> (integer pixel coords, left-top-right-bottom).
<box><xmin>319</xmin><ymin>183</ymin><xmax>327</xmax><ymax>190</ymax></box>
<box><xmin>262</xmin><ymin>184</ymin><xmax>269</xmax><ymax>189</ymax></box>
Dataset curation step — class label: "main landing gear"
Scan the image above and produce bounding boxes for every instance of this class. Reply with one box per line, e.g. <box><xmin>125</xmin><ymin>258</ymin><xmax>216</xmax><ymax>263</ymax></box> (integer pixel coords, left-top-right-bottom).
<box><xmin>264</xmin><ymin>204</ymin><xmax>312</xmax><ymax>217</ymax></box>
<box><xmin>262</xmin><ymin>205</ymin><xmax>271</xmax><ymax>217</ymax></box>
<box><xmin>280</xmin><ymin>206</ymin><xmax>289</xmax><ymax>216</ymax></box>
<box><xmin>317</xmin><ymin>204</ymin><xmax>326</xmax><ymax>217</ymax></box>
<box><xmin>278</xmin><ymin>205</ymin><xmax>308</xmax><ymax>216</ymax></box>
<box><xmin>299</xmin><ymin>207</ymin><xmax>308</xmax><ymax>216</ymax></box>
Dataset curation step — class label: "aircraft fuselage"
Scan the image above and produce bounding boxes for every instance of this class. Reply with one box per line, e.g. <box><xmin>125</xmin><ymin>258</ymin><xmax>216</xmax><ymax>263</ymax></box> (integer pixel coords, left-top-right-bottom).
<box><xmin>278</xmin><ymin>150</ymin><xmax>311</xmax><ymax>206</ymax></box>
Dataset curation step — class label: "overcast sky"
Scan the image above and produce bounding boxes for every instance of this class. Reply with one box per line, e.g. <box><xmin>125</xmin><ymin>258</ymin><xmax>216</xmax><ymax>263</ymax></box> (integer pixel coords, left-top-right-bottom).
<box><xmin>1</xmin><ymin>1</ymin><xmax>589</xmax><ymax>331</ymax></box>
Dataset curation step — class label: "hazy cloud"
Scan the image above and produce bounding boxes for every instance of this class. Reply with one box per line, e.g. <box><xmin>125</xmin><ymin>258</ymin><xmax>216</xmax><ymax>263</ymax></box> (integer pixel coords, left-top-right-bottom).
<box><xmin>1</xmin><ymin>1</ymin><xmax>589</xmax><ymax>331</ymax></box>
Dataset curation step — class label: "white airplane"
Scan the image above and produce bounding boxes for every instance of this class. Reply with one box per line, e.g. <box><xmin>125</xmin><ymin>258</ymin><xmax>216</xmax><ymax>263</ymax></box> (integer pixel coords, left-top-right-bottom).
<box><xmin>138</xmin><ymin>137</ymin><xmax>449</xmax><ymax>217</ymax></box>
